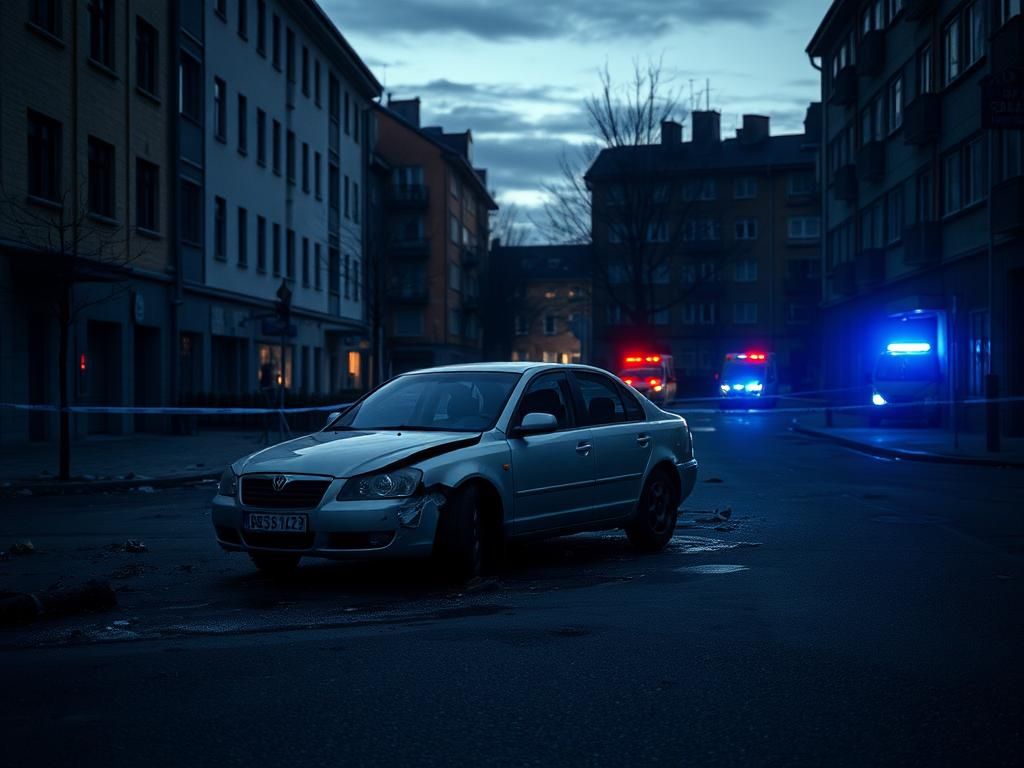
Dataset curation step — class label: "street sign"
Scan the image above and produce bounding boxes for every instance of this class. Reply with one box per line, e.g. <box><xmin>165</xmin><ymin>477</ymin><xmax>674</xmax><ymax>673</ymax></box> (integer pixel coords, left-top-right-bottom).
<box><xmin>981</xmin><ymin>69</ymin><xmax>1024</xmax><ymax>129</ymax></box>
<box><xmin>261</xmin><ymin>318</ymin><xmax>298</xmax><ymax>337</ymax></box>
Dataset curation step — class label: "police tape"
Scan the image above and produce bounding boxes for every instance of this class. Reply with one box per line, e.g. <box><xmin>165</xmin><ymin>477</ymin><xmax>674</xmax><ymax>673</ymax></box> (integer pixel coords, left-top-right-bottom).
<box><xmin>0</xmin><ymin>402</ymin><xmax>354</xmax><ymax>415</ymax></box>
<box><xmin>668</xmin><ymin>394</ymin><xmax>1024</xmax><ymax>417</ymax></box>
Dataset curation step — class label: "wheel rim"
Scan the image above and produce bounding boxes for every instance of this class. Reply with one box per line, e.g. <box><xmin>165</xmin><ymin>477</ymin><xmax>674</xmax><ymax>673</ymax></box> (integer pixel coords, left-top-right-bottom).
<box><xmin>646</xmin><ymin>479</ymin><xmax>672</xmax><ymax>535</ymax></box>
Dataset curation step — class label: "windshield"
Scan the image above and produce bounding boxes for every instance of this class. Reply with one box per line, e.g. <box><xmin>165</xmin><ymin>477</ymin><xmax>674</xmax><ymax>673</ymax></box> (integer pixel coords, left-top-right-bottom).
<box><xmin>875</xmin><ymin>353</ymin><xmax>939</xmax><ymax>382</ymax></box>
<box><xmin>330</xmin><ymin>371</ymin><xmax>521</xmax><ymax>432</ymax></box>
<box><xmin>721</xmin><ymin>361</ymin><xmax>766</xmax><ymax>382</ymax></box>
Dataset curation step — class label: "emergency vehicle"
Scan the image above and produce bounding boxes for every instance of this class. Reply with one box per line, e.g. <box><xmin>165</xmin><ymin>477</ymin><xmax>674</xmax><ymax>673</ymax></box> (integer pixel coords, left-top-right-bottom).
<box><xmin>618</xmin><ymin>354</ymin><xmax>677</xmax><ymax>405</ymax></box>
<box><xmin>718</xmin><ymin>352</ymin><xmax>778</xmax><ymax>408</ymax></box>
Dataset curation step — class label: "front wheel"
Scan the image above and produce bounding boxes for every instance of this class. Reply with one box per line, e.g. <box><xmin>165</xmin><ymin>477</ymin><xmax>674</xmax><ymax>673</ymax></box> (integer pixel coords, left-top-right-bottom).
<box><xmin>433</xmin><ymin>484</ymin><xmax>483</xmax><ymax>582</ymax></box>
<box><xmin>249</xmin><ymin>552</ymin><xmax>301</xmax><ymax>575</ymax></box>
<box><xmin>626</xmin><ymin>468</ymin><xmax>678</xmax><ymax>553</ymax></box>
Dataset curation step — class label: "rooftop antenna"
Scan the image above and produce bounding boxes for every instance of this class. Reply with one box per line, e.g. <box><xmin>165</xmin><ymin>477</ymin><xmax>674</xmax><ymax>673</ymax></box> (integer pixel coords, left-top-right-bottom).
<box><xmin>689</xmin><ymin>79</ymin><xmax>694</xmax><ymax>114</ymax></box>
<box><xmin>706</xmin><ymin>78</ymin><xmax>711</xmax><ymax>111</ymax></box>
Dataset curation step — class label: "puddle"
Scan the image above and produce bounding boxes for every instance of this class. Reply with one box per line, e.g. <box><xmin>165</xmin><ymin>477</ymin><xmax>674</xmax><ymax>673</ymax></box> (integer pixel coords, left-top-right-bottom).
<box><xmin>668</xmin><ymin>535</ymin><xmax>761</xmax><ymax>553</ymax></box>
<box><xmin>675</xmin><ymin>564</ymin><xmax>749</xmax><ymax>575</ymax></box>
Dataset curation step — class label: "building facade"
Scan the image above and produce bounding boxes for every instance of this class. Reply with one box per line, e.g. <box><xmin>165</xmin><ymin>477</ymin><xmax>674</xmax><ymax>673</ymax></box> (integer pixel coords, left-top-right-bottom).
<box><xmin>0</xmin><ymin>0</ymin><xmax>175</xmax><ymax>442</ymax></box>
<box><xmin>369</xmin><ymin>98</ymin><xmax>498</xmax><ymax>376</ymax></box>
<box><xmin>586</xmin><ymin>109</ymin><xmax>822</xmax><ymax>395</ymax></box>
<box><xmin>180</xmin><ymin>0</ymin><xmax>381</xmax><ymax>402</ymax></box>
<box><xmin>808</xmin><ymin>0</ymin><xmax>1024</xmax><ymax>432</ymax></box>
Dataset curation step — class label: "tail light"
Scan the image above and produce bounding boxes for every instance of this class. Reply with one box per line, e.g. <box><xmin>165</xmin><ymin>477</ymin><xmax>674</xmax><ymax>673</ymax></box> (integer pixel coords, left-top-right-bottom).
<box><xmin>648</xmin><ymin>377</ymin><xmax>663</xmax><ymax>393</ymax></box>
<box><xmin>623</xmin><ymin>377</ymin><xmax>635</xmax><ymax>386</ymax></box>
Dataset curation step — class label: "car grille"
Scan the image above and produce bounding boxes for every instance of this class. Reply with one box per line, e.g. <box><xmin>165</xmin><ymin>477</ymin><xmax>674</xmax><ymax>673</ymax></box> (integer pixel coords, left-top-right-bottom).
<box><xmin>240</xmin><ymin>477</ymin><xmax>331</xmax><ymax>509</ymax></box>
<box><xmin>242</xmin><ymin>531</ymin><xmax>316</xmax><ymax>550</ymax></box>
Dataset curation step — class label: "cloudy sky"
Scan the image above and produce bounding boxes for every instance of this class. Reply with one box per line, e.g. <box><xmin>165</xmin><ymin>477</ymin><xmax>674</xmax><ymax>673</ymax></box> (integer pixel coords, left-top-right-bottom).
<box><xmin>325</xmin><ymin>0</ymin><xmax>830</xmax><ymax>214</ymax></box>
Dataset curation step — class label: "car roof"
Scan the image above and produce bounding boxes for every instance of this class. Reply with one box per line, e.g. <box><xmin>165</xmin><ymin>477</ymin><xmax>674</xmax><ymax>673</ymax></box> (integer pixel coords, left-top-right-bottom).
<box><xmin>404</xmin><ymin>362</ymin><xmax>615</xmax><ymax>376</ymax></box>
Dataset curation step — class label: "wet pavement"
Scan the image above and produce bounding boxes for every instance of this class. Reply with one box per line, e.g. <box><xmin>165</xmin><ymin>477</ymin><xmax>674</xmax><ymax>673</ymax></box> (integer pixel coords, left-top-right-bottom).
<box><xmin>1</xmin><ymin>410</ymin><xmax>1021</xmax><ymax>766</ymax></box>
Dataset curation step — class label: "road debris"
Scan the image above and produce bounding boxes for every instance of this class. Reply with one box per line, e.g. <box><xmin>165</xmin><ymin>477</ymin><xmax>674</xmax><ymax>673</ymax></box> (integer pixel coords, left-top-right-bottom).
<box><xmin>108</xmin><ymin>539</ymin><xmax>148</xmax><ymax>553</ymax></box>
<box><xmin>703</xmin><ymin>477</ymin><xmax>724</xmax><ymax>484</ymax></box>
<box><xmin>0</xmin><ymin>580</ymin><xmax>117</xmax><ymax>625</ymax></box>
<box><xmin>10</xmin><ymin>540</ymin><xmax>36</xmax><ymax>555</ymax></box>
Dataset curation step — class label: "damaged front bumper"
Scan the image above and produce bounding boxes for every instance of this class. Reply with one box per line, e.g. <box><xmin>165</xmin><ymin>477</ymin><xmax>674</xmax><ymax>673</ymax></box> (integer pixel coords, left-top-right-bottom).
<box><xmin>211</xmin><ymin>482</ymin><xmax>447</xmax><ymax>560</ymax></box>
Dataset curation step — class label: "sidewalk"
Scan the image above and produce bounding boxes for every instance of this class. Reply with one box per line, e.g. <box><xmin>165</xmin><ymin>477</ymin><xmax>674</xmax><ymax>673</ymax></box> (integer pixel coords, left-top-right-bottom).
<box><xmin>792</xmin><ymin>411</ymin><xmax>1024</xmax><ymax>468</ymax></box>
<box><xmin>0</xmin><ymin>430</ymin><xmax>272</xmax><ymax>494</ymax></box>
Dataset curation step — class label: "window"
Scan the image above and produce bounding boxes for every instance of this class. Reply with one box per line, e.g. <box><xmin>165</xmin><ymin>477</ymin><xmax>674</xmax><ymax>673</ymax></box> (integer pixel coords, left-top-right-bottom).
<box><xmin>652</xmin><ymin>183</ymin><xmax>669</xmax><ymax>203</ymax></box>
<box><xmin>256</xmin><ymin>215</ymin><xmax>266</xmax><ymax>271</ymax></box>
<box><xmin>272</xmin><ymin>120</ymin><xmax>281</xmax><ymax>174</ymax></box>
<box><xmin>214</xmin><ymin>197</ymin><xmax>227</xmax><ymax>259</ymax></box>
<box><xmin>286</xmin><ymin>130</ymin><xmax>295</xmax><ymax>183</ymax></box>
<box><xmin>886</xmin><ymin>186</ymin><xmax>904</xmax><ymax>243</ymax></box>
<box><xmin>136</xmin><ymin>17</ymin><xmax>158</xmax><ymax>96</ymax></box>
<box><xmin>964</xmin><ymin>1</ymin><xmax>984</xmax><ymax>69</ymax></box>
<box><xmin>646</xmin><ymin>221</ymin><xmax>668</xmax><ymax>242</ymax></box>
<box><xmin>917</xmin><ymin>45</ymin><xmax>933</xmax><ymax>95</ymax></box>
<box><xmin>733</xmin><ymin>302</ymin><xmax>758</xmax><ymax>325</ymax></box>
<box><xmin>917</xmin><ymin>169</ymin><xmax>935</xmax><ymax>222</ymax></box>
<box><xmin>999</xmin><ymin>130</ymin><xmax>1023</xmax><ymax>181</ymax></box>
<box><xmin>237</xmin><ymin>94</ymin><xmax>247</xmax><ymax>153</ymax></box>
<box><xmin>943</xmin><ymin>16</ymin><xmax>960</xmax><ymax>84</ymax></box>
<box><xmin>514</xmin><ymin>315</ymin><xmax>528</xmax><ymax>336</ymax></box>
<box><xmin>314</xmin><ymin>243</ymin><xmax>321</xmax><ymax>290</ymax></box>
<box><xmin>214</xmin><ymin>0</ymin><xmax>226</xmax><ymax>18</ymax></box>
<box><xmin>30</xmin><ymin>0</ymin><xmax>61</xmax><ymax>36</ymax></box>
<box><xmin>344</xmin><ymin>91</ymin><xmax>350</xmax><ymax>135</ymax></box>
<box><xmin>272</xmin><ymin>222</ymin><xmax>281</xmax><ymax>275</ymax></box>
<box><xmin>302</xmin><ymin>142</ymin><xmax>309</xmax><ymax>192</ymax></box>
<box><xmin>285</xmin><ymin>27</ymin><xmax>295</xmax><ymax>82</ymax></box>
<box><xmin>544</xmin><ymin>315</ymin><xmax>556</xmax><ymax>336</ymax></box>
<box><xmin>181</xmin><ymin>181</ymin><xmax>201</xmax><ymax>245</ymax></box>
<box><xmin>735</xmin><ymin>218</ymin><xmax>758</xmax><ymax>240</ymax></box>
<box><xmin>237</xmin><ymin>207</ymin><xmax>248</xmax><ymax>266</ymax></box>
<box><xmin>788</xmin><ymin>216</ymin><xmax>820</xmax><ymax>239</ymax></box>
<box><xmin>179</xmin><ymin>53</ymin><xmax>201</xmax><ymax>120</ymax></box>
<box><xmin>87</xmin><ymin>137</ymin><xmax>115</xmax><ymax>218</ymax></box>
<box><xmin>286</xmin><ymin>229</ymin><xmax>295</xmax><ymax>278</ymax></box>
<box><xmin>517</xmin><ymin>373</ymin><xmax>573</xmax><ymax>429</ymax></box>
<box><xmin>353</xmin><ymin>260</ymin><xmax>360</xmax><ymax>301</ymax></box>
<box><xmin>256</xmin><ymin>0</ymin><xmax>265</xmax><ymax>54</ymax></box>
<box><xmin>302</xmin><ymin>46</ymin><xmax>309</xmax><ymax>96</ymax></box>
<box><xmin>734</xmin><ymin>176</ymin><xmax>758</xmax><ymax>199</ymax></box>
<box><xmin>787</xmin><ymin>172</ymin><xmax>815</xmax><ymax>196</ymax></box>
<box><xmin>136</xmin><ymin>158</ymin><xmax>159</xmax><ymax>232</ymax></box>
<box><xmin>314</xmin><ymin>152</ymin><xmax>322</xmax><ymax>198</ymax></box>
<box><xmin>576</xmin><ymin>373</ymin><xmax>633</xmax><ymax>426</ymax></box>
<box><xmin>302</xmin><ymin>237</ymin><xmax>309</xmax><ymax>286</ymax></box>
<box><xmin>344</xmin><ymin>175</ymin><xmax>350</xmax><ymax>218</ymax></box>
<box><xmin>237</xmin><ymin>0</ymin><xmax>247</xmax><ymax>38</ymax></box>
<box><xmin>271</xmin><ymin>14</ymin><xmax>280</xmax><ymax>69</ymax></box>
<box><xmin>449</xmin><ymin>262</ymin><xmax>462</xmax><ymax>291</ymax></box>
<box><xmin>684</xmin><ymin>303</ymin><xmax>717</xmax><ymax>325</ymax></box>
<box><xmin>256</xmin><ymin>109</ymin><xmax>266</xmax><ymax>165</ymax></box>
<box><xmin>353</xmin><ymin>182</ymin><xmax>360</xmax><ymax>223</ymax></box>
<box><xmin>343</xmin><ymin>254</ymin><xmax>350</xmax><ymax>299</ymax></box>
<box><xmin>314</xmin><ymin>60</ymin><xmax>321</xmax><ymax>106</ymax></box>
<box><xmin>213</xmin><ymin>78</ymin><xmax>227</xmax><ymax>141</ymax></box>
<box><xmin>964</xmin><ymin>137</ymin><xmax>986</xmax><ymax>207</ymax></box>
<box><xmin>27</xmin><ymin>111</ymin><xmax>61</xmax><ymax>202</ymax></box>
<box><xmin>88</xmin><ymin>0</ymin><xmax>114</xmax><ymax>68</ymax></box>
<box><xmin>683</xmin><ymin>178</ymin><xmax>716</xmax><ymax>201</ymax></box>
<box><xmin>888</xmin><ymin>75</ymin><xmax>903</xmax><ymax>132</ymax></box>
<box><xmin>328</xmin><ymin>248</ymin><xmax>339</xmax><ymax>297</ymax></box>
<box><xmin>1001</xmin><ymin>0</ymin><xmax>1022</xmax><ymax>24</ymax></box>
<box><xmin>683</xmin><ymin>218</ymin><xmax>721</xmax><ymax>241</ymax></box>
<box><xmin>888</xmin><ymin>0</ymin><xmax>903</xmax><ymax>20</ymax></box>
<box><xmin>734</xmin><ymin>259</ymin><xmax>758</xmax><ymax>282</ymax></box>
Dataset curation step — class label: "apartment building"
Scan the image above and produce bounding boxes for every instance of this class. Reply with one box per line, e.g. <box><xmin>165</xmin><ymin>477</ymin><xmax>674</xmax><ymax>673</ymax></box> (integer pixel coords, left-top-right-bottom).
<box><xmin>586</xmin><ymin>109</ymin><xmax>823</xmax><ymax>394</ymax></box>
<box><xmin>369</xmin><ymin>98</ymin><xmax>498</xmax><ymax>375</ymax></box>
<box><xmin>0</xmin><ymin>0</ymin><xmax>174</xmax><ymax>442</ymax></box>
<box><xmin>808</xmin><ymin>0</ymin><xmax>1024</xmax><ymax>431</ymax></box>
<box><xmin>180</xmin><ymin>0</ymin><xmax>381</xmax><ymax>399</ymax></box>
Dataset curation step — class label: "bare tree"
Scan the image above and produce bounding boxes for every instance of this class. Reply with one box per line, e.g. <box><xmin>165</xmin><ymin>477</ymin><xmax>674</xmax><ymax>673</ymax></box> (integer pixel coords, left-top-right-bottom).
<box><xmin>490</xmin><ymin>202</ymin><xmax>529</xmax><ymax>248</ymax></box>
<box><xmin>0</xmin><ymin>183</ymin><xmax>141</xmax><ymax>480</ymax></box>
<box><xmin>539</xmin><ymin>58</ymin><xmax>736</xmax><ymax>336</ymax></box>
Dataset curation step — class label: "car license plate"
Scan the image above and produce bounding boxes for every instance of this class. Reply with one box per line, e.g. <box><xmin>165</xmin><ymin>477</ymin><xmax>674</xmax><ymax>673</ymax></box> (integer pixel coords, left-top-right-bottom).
<box><xmin>244</xmin><ymin>513</ymin><xmax>308</xmax><ymax>533</ymax></box>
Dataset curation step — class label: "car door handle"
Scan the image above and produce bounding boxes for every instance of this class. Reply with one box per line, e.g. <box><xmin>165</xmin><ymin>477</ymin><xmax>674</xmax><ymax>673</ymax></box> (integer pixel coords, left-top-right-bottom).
<box><xmin>637</xmin><ymin>434</ymin><xmax>651</xmax><ymax>447</ymax></box>
<box><xmin>575</xmin><ymin>441</ymin><xmax>592</xmax><ymax>456</ymax></box>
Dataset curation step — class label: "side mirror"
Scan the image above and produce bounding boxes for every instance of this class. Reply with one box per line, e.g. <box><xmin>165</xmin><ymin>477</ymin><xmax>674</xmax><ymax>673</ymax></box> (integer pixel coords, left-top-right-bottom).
<box><xmin>512</xmin><ymin>412</ymin><xmax>559</xmax><ymax>437</ymax></box>
<box><xmin>324</xmin><ymin>411</ymin><xmax>341</xmax><ymax>428</ymax></box>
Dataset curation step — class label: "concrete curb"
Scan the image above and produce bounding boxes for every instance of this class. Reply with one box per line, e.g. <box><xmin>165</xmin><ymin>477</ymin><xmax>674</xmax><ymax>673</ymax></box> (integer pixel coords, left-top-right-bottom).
<box><xmin>0</xmin><ymin>471</ymin><xmax>219</xmax><ymax>497</ymax></box>
<box><xmin>791</xmin><ymin>422</ymin><xmax>1024</xmax><ymax>469</ymax></box>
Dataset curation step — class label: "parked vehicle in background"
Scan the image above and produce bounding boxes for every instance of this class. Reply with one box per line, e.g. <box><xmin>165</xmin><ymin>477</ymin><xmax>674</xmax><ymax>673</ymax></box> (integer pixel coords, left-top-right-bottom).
<box><xmin>718</xmin><ymin>352</ymin><xmax>778</xmax><ymax>408</ymax></box>
<box><xmin>870</xmin><ymin>342</ymin><xmax>942</xmax><ymax>426</ymax></box>
<box><xmin>618</xmin><ymin>354</ymin><xmax>677</xmax><ymax>405</ymax></box>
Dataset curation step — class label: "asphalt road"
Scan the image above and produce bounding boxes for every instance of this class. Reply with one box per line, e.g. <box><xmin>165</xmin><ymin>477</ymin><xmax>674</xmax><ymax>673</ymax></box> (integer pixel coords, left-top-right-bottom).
<box><xmin>1</xmin><ymin>412</ymin><xmax>1022</xmax><ymax>767</ymax></box>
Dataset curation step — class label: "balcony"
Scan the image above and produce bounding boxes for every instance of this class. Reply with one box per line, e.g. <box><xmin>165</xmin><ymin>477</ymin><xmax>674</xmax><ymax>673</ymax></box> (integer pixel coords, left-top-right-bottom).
<box><xmin>857</xmin><ymin>141</ymin><xmax>885</xmax><ymax>183</ymax></box>
<box><xmin>830</xmin><ymin>65</ymin><xmax>857</xmax><ymax>107</ymax></box>
<box><xmin>991</xmin><ymin>14</ymin><xmax>1024</xmax><ymax>74</ymax></box>
<box><xmin>902</xmin><ymin>222</ymin><xmax>941</xmax><ymax>266</ymax></box>
<box><xmin>903</xmin><ymin>94</ymin><xmax>941</xmax><ymax>146</ymax></box>
<box><xmin>856</xmin><ymin>248</ymin><xmax>886</xmax><ymax>286</ymax></box>
<box><xmin>388</xmin><ymin>237</ymin><xmax>431</xmax><ymax>260</ymax></box>
<box><xmin>386</xmin><ymin>283</ymin><xmax>429</xmax><ymax>304</ymax></box>
<box><xmin>830</xmin><ymin>261</ymin><xmax>857</xmax><ymax>297</ymax></box>
<box><xmin>386</xmin><ymin>184</ymin><xmax>429</xmax><ymax>209</ymax></box>
<box><xmin>832</xmin><ymin>164</ymin><xmax>857</xmax><ymax>202</ymax></box>
<box><xmin>857</xmin><ymin>31</ymin><xmax>886</xmax><ymax>78</ymax></box>
<box><xmin>992</xmin><ymin>176</ymin><xmax>1024</xmax><ymax>235</ymax></box>
<box><xmin>904</xmin><ymin>0</ymin><xmax>938</xmax><ymax>20</ymax></box>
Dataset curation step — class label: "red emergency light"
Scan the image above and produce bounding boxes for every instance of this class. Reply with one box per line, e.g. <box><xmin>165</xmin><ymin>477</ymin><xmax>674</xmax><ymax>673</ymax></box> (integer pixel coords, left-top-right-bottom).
<box><xmin>623</xmin><ymin>354</ymin><xmax>662</xmax><ymax>365</ymax></box>
<box><xmin>731</xmin><ymin>352</ymin><xmax>766</xmax><ymax>361</ymax></box>
<box><xmin>79</xmin><ymin>353</ymin><xmax>87</xmax><ymax>372</ymax></box>
<box><xmin>623</xmin><ymin>377</ymin><xmax>635</xmax><ymax>386</ymax></box>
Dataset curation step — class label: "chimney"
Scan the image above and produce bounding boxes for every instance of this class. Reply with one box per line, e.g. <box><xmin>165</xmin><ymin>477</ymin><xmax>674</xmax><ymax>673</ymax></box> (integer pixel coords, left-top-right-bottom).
<box><xmin>803</xmin><ymin>102</ymin><xmax>822</xmax><ymax>143</ymax></box>
<box><xmin>739</xmin><ymin>114</ymin><xmax>770</xmax><ymax>145</ymax></box>
<box><xmin>691</xmin><ymin>111</ymin><xmax>721</xmax><ymax>145</ymax></box>
<box><xmin>388</xmin><ymin>97</ymin><xmax>421</xmax><ymax>128</ymax></box>
<box><xmin>660</xmin><ymin>120</ymin><xmax>682</xmax><ymax>145</ymax></box>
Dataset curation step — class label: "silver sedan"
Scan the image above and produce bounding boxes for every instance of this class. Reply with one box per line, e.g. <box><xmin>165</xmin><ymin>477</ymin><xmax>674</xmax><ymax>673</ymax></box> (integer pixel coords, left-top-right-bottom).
<box><xmin>212</xmin><ymin>363</ymin><xmax>698</xmax><ymax>579</ymax></box>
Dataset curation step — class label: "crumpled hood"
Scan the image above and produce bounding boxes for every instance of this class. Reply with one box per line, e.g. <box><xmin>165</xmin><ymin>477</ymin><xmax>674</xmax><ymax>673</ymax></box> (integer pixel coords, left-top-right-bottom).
<box><xmin>236</xmin><ymin>430</ymin><xmax>479</xmax><ymax>478</ymax></box>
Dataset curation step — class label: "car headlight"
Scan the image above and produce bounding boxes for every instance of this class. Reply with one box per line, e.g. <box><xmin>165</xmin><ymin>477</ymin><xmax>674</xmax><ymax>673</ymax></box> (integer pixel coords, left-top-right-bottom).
<box><xmin>732</xmin><ymin>383</ymin><xmax>746</xmax><ymax>391</ymax></box>
<box><xmin>338</xmin><ymin>468</ymin><xmax>423</xmax><ymax>500</ymax></box>
<box><xmin>872</xmin><ymin>392</ymin><xmax>887</xmax><ymax>406</ymax></box>
<box><xmin>747</xmin><ymin>382</ymin><xmax>763</xmax><ymax>393</ymax></box>
<box><xmin>720</xmin><ymin>384</ymin><xmax>730</xmax><ymax>392</ymax></box>
<box><xmin>217</xmin><ymin>467</ymin><xmax>237</xmax><ymax>497</ymax></box>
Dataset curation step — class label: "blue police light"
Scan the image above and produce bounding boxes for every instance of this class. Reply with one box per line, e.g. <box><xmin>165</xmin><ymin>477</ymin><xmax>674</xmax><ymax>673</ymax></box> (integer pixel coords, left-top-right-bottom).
<box><xmin>887</xmin><ymin>342</ymin><xmax>931</xmax><ymax>354</ymax></box>
<box><xmin>872</xmin><ymin>392</ymin><xmax>887</xmax><ymax>406</ymax></box>
<box><xmin>720</xmin><ymin>384</ymin><xmax>731</xmax><ymax>392</ymax></box>
<box><xmin>747</xmin><ymin>382</ymin><xmax>763</xmax><ymax>393</ymax></box>
<box><xmin>732</xmin><ymin>383</ymin><xmax>746</xmax><ymax>391</ymax></box>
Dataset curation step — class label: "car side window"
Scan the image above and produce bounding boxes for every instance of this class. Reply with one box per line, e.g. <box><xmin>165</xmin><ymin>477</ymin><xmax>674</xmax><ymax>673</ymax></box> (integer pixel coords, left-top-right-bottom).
<box><xmin>615</xmin><ymin>382</ymin><xmax>646</xmax><ymax>422</ymax></box>
<box><xmin>575</xmin><ymin>372</ymin><xmax>627</xmax><ymax>426</ymax></box>
<box><xmin>516</xmin><ymin>373</ymin><xmax>574</xmax><ymax>430</ymax></box>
